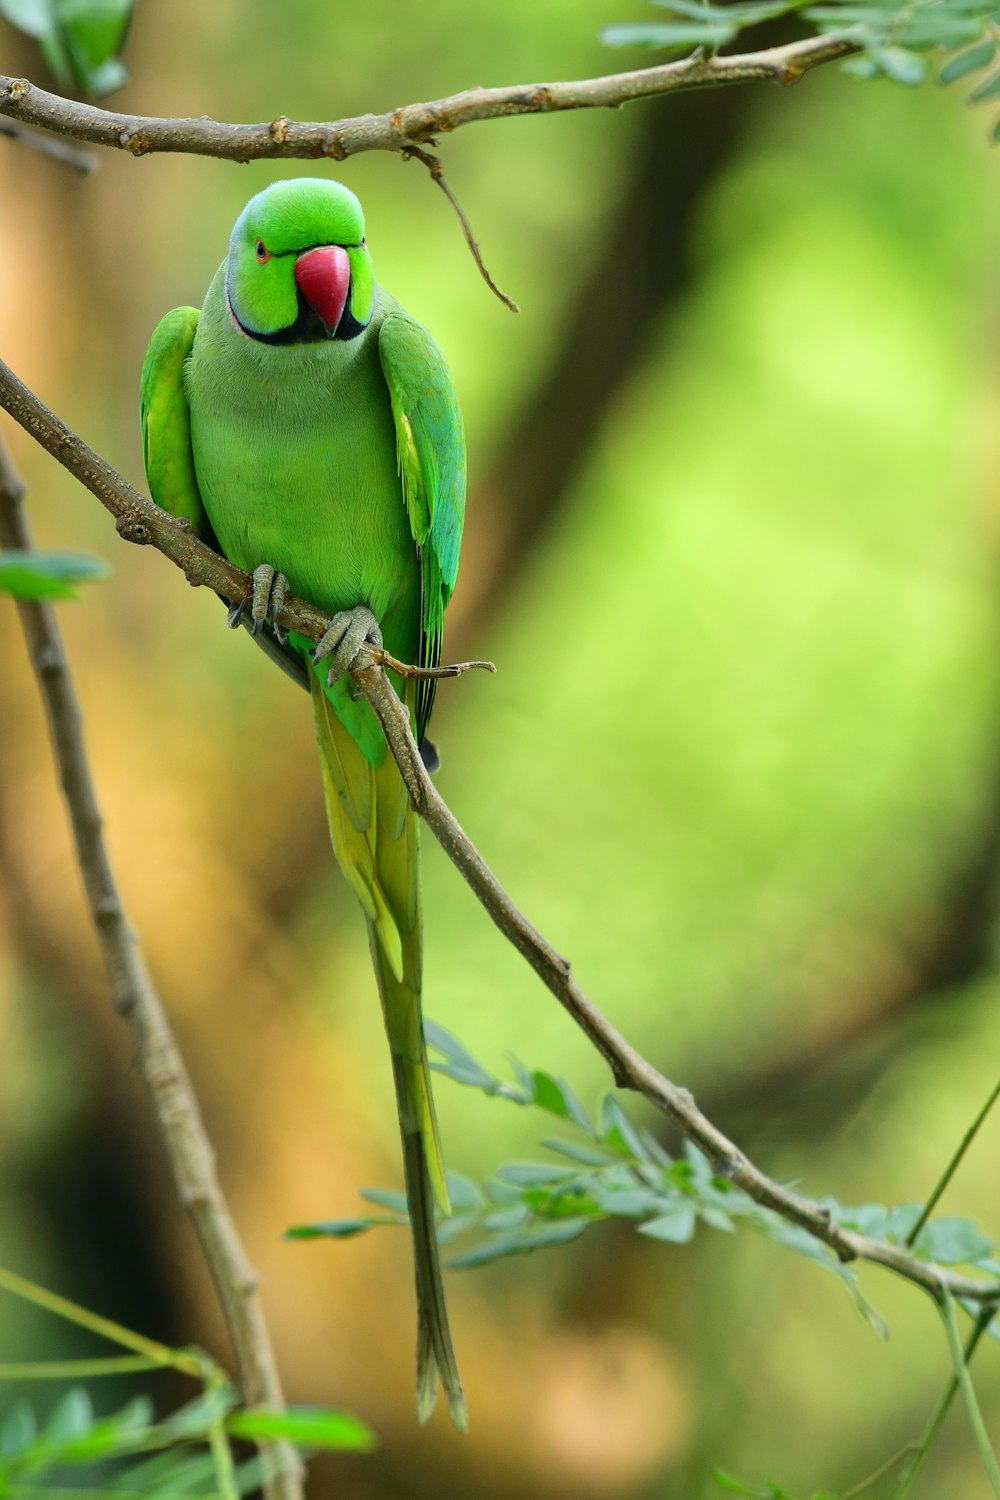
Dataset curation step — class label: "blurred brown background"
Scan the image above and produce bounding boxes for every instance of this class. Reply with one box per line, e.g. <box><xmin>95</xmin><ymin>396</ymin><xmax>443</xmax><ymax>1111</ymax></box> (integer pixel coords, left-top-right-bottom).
<box><xmin>2</xmin><ymin>2</ymin><xmax>1000</xmax><ymax>1495</ymax></box>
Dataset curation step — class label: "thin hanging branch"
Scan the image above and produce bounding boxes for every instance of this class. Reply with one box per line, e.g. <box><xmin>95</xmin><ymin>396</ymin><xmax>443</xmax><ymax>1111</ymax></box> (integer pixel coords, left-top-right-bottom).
<box><xmin>1</xmin><ymin>357</ymin><xmax>997</xmax><ymax>1313</ymax></box>
<box><xmin>403</xmin><ymin>145</ymin><xmax>519</xmax><ymax>312</ymax></box>
<box><xmin>0</xmin><ymin>436</ymin><xmax>303</xmax><ymax>1500</ymax></box>
<box><xmin>0</xmin><ymin>37</ymin><xmax>858</xmax><ymax>164</ymax></box>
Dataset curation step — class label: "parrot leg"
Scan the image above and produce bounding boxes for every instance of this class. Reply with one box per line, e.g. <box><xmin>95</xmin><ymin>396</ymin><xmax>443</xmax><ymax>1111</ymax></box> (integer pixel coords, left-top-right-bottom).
<box><xmin>314</xmin><ymin>605</ymin><xmax>383</xmax><ymax>685</ymax></box>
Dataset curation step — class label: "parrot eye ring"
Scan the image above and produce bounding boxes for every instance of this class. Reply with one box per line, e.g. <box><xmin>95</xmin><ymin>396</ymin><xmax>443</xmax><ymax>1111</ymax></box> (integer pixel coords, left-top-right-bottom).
<box><xmin>255</xmin><ymin>239</ymin><xmax>270</xmax><ymax>264</ymax></box>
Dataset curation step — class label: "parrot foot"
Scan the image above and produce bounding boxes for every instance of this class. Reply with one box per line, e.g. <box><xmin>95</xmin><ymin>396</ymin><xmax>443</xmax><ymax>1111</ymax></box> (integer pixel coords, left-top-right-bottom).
<box><xmin>225</xmin><ymin>563</ymin><xmax>289</xmax><ymax>644</ymax></box>
<box><xmin>251</xmin><ymin>564</ymin><xmax>290</xmax><ymax>645</ymax></box>
<box><xmin>314</xmin><ymin>605</ymin><xmax>384</xmax><ymax>685</ymax></box>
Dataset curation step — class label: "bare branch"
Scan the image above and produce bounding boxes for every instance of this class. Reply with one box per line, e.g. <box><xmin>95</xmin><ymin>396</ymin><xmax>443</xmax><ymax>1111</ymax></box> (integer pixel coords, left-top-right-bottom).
<box><xmin>0</xmin><ymin>436</ymin><xmax>303</xmax><ymax>1500</ymax></box>
<box><xmin>0</xmin><ymin>37</ymin><xmax>858</xmax><ymax>163</ymax></box>
<box><xmin>0</xmin><ymin>115</ymin><xmax>96</xmax><ymax>171</ymax></box>
<box><xmin>1</xmin><ymin>358</ymin><xmax>996</xmax><ymax>1314</ymax></box>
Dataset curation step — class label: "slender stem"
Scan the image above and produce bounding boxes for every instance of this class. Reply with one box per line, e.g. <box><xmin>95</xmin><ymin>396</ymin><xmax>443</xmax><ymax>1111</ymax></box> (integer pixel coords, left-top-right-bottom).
<box><xmin>939</xmin><ymin>1295</ymin><xmax>1000</xmax><ymax>1495</ymax></box>
<box><xmin>843</xmin><ymin>1443</ymin><xmax>919</xmax><ymax>1498</ymax></box>
<box><xmin>906</xmin><ymin>1077</ymin><xmax>1000</xmax><ymax>1248</ymax></box>
<box><xmin>0</xmin><ymin>1266</ymin><xmax>198</xmax><ymax>1376</ymax></box>
<box><xmin>0</xmin><ymin>39</ymin><xmax>858</xmax><ymax>163</ymax></box>
<box><xmin>2</xmin><ymin>367</ymin><xmax>1000</xmax><ymax>1314</ymax></box>
<box><xmin>891</xmin><ymin>1306</ymin><xmax>994</xmax><ymax>1499</ymax></box>
<box><xmin>402</xmin><ymin>146</ymin><xmax>519</xmax><ymax>312</ymax></box>
<box><xmin>0</xmin><ymin>441</ymin><xmax>303</xmax><ymax>1500</ymax></box>
<box><xmin>0</xmin><ymin>1357</ymin><xmax>165</xmax><ymax>1379</ymax></box>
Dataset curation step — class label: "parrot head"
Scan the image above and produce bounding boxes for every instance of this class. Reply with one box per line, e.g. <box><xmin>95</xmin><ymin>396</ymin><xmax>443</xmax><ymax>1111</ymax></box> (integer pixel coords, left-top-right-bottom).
<box><xmin>225</xmin><ymin>178</ymin><xmax>376</xmax><ymax>344</ymax></box>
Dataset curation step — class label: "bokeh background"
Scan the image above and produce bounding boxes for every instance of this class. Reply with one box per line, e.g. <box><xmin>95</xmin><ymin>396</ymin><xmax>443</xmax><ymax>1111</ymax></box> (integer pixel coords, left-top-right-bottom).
<box><xmin>2</xmin><ymin>2</ymin><xmax>1000</xmax><ymax>1495</ymax></box>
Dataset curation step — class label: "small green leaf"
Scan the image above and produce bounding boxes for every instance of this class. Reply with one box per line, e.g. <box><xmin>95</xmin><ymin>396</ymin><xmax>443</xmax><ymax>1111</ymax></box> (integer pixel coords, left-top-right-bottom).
<box><xmin>227</xmin><ymin>1406</ymin><xmax>376</xmax><ymax>1453</ymax></box>
<box><xmin>0</xmin><ymin>550</ymin><xmax>109</xmax><ymax>601</ymax></box>
<box><xmin>940</xmin><ymin>39</ymin><xmax>996</xmax><ymax>82</ymax></box>
<box><xmin>0</xmin><ymin>1402</ymin><xmax>36</xmax><ymax>1458</ymax></box>
<box><xmin>426</xmin><ymin>1021</ymin><xmax>504</xmax><ymax>1094</ymax></box>
<box><xmin>482</xmin><ymin>1205</ymin><xmax>530</xmax><ymax>1232</ymax></box>
<box><xmin>639</xmin><ymin>1207</ymin><xmax>697</xmax><ymax>1243</ymax></box>
<box><xmin>511</xmin><ymin>1219</ymin><xmax>590</xmax><ymax>1252</ymax></box>
<box><xmin>599</xmin><ymin>1096</ymin><xmax>651</xmax><ymax>1160</ymax></box>
<box><xmin>872</xmin><ymin>45</ymin><xmax>929</xmax><ymax>83</ymax></box>
<box><xmin>359</xmin><ymin>1187</ymin><xmax>409</xmax><ymax>1214</ymax></box>
<box><xmin>448</xmin><ymin>1233</ymin><xmax>528</xmax><ymax>1268</ymax></box>
<box><xmin>284</xmin><ymin>1216</ymin><xmax>400</xmax><ymax>1239</ymax></box>
<box><xmin>44</xmin><ymin>1387</ymin><xmax>93</xmax><ymax>1444</ymax></box>
<box><xmin>592</xmin><ymin>1185</ymin><xmax>669</xmax><ymax>1219</ymax></box>
<box><xmin>841</xmin><ymin>53</ymin><xmax>883</xmax><ymax>78</ymax></box>
<box><xmin>601</xmin><ymin>19</ymin><xmax>735</xmax><ymax>47</ymax></box>
<box><xmin>700</xmin><ymin>1207</ymin><xmax>736</xmax><ymax>1232</ymax></box>
<box><xmin>531</xmin><ymin>1070</ymin><xmax>571</xmax><ymax>1117</ymax></box>
<box><xmin>970</xmin><ymin>66</ymin><xmax>1000</xmax><ymax>100</ymax></box>
<box><xmin>916</xmin><ymin>1216</ymin><xmax>994</xmax><ymax>1265</ymax></box>
<box><xmin>541</xmin><ymin>1138</ymin><xmax>616</xmax><ymax>1167</ymax></box>
<box><xmin>497</xmin><ymin>1162</ymin><xmax>581</xmax><ymax>1187</ymax></box>
<box><xmin>446</xmin><ymin>1173</ymin><xmax>485</xmax><ymax>1211</ymax></box>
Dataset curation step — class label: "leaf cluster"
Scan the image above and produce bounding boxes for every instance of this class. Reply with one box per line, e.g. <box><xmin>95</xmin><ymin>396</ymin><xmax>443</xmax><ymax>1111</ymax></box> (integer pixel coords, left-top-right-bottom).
<box><xmin>0</xmin><ymin>0</ymin><xmax>134</xmax><ymax>98</ymax></box>
<box><xmin>288</xmin><ymin>1025</ymin><xmax>1000</xmax><ymax>1340</ymax></box>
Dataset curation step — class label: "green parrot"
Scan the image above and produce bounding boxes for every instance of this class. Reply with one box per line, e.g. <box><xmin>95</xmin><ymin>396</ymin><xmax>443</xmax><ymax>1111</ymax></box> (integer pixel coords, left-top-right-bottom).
<box><xmin>140</xmin><ymin>177</ymin><xmax>467</xmax><ymax>1430</ymax></box>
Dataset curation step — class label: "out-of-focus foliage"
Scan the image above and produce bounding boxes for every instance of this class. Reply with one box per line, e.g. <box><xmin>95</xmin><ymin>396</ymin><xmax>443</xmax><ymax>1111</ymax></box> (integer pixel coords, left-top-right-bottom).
<box><xmin>0</xmin><ymin>0</ymin><xmax>134</xmax><ymax>97</ymax></box>
<box><xmin>0</xmin><ymin>1265</ymin><xmax>374</xmax><ymax>1494</ymax></box>
<box><xmin>0</xmin><ymin>549</ymin><xmax>108</xmax><ymax>600</ymax></box>
<box><xmin>0</xmin><ymin>1384</ymin><xmax>374</xmax><ymax>1494</ymax></box>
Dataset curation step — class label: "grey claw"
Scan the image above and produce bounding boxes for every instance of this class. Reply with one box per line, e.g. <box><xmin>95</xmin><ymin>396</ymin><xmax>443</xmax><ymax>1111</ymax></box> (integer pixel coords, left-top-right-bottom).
<box><xmin>314</xmin><ymin>605</ymin><xmax>383</xmax><ymax>685</ymax></box>
<box><xmin>250</xmin><ymin>563</ymin><xmax>290</xmax><ymax>641</ymax></box>
<box><xmin>227</xmin><ymin>599</ymin><xmax>245</xmax><ymax>629</ymax></box>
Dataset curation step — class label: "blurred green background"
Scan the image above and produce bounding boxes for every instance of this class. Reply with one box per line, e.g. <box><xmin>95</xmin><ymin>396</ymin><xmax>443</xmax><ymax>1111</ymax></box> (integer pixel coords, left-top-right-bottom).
<box><xmin>2</xmin><ymin>2</ymin><xmax>1000</xmax><ymax>1495</ymax></box>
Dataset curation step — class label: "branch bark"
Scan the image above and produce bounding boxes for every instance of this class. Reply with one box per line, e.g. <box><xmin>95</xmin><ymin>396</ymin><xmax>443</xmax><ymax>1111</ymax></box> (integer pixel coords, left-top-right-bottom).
<box><xmin>0</xmin><ymin>434</ymin><xmax>303</xmax><ymax>1500</ymax></box>
<box><xmin>0</xmin><ymin>36</ymin><xmax>858</xmax><ymax>162</ymax></box>
<box><xmin>1</xmin><ymin>358</ymin><xmax>996</xmax><ymax>1314</ymax></box>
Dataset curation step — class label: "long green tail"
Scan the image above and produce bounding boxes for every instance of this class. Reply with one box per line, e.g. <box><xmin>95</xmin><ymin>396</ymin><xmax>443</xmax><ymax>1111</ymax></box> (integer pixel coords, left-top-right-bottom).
<box><xmin>311</xmin><ymin>674</ymin><xmax>466</xmax><ymax>1431</ymax></box>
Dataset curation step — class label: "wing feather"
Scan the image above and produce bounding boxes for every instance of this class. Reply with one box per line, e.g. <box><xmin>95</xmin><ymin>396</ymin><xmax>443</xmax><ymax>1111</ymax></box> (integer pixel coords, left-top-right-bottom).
<box><xmin>378</xmin><ymin>309</ymin><xmax>466</xmax><ymax>746</ymax></box>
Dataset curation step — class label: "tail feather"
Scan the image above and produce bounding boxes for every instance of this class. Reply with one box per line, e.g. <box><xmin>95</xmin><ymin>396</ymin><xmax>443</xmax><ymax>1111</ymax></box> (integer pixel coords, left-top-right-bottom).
<box><xmin>311</xmin><ymin>671</ymin><xmax>465</xmax><ymax>1429</ymax></box>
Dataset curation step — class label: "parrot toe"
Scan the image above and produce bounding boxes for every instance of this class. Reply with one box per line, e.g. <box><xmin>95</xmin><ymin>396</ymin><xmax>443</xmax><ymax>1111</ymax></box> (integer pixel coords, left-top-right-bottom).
<box><xmin>249</xmin><ymin>563</ymin><xmax>290</xmax><ymax>644</ymax></box>
<box><xmin>314</xmin><ymin>605</ymin><xmax>384</xmax><ymax>685</ymax></box>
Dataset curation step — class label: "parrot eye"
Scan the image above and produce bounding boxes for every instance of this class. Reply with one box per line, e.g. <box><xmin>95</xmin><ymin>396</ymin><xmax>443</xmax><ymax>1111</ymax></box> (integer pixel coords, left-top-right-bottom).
<box><xmin>255</xmin><ymin>240</ymin><xmax>269</xmax><ymax>264</ymax></box>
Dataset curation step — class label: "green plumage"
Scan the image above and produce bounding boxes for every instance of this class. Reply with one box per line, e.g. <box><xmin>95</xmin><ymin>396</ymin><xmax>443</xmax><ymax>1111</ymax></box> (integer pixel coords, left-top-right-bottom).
<box><xmin>141</xmin><ymin>179</ymin><xmax>467</xmax><ymax>1428</ymax></box>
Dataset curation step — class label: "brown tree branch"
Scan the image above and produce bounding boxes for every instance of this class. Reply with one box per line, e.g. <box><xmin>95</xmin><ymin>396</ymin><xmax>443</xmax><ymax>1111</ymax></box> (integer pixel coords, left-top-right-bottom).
<box><xmin>0</xmin><ymin>36</ymin><xmax>858</xmax><ymax>162</ymax></box>
<box><xmin>1</xmin><ymin>358</ymin><xmax>997</xmax><ymax>1314</ymax></box>
<box><xmin>0</xmin><ymin>115</ymin><xmax>96</xmax><ymax>170</ymax></box>
<box><xmin>0</xmin><ymin>435</ymin><xmax>303</xmax><ymax>1500</ymax></box>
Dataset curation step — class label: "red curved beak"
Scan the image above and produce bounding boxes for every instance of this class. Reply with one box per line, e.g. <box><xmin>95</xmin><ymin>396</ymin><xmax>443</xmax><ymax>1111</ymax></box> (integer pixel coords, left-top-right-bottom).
<box><xmin>294</xmin><ymin>245</ymin><xmax>351</xmax><ymax>334</ymax></box>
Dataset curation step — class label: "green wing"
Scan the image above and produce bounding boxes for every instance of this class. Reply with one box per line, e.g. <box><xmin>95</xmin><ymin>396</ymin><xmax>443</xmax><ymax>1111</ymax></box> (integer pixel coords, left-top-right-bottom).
<box><xmin>378</xmin><ymin>308</ymin><xmax>466</xmax><ymax>745</ymax></box>
<box><xmin>141</xmin><ymin>306</ymin><xmax>311</xmax><ymax>692</ymax></box>
<box><xmin>140</xmin><ymin>306</ymin><xmax>207</xmax><ymax>532</ymax></box>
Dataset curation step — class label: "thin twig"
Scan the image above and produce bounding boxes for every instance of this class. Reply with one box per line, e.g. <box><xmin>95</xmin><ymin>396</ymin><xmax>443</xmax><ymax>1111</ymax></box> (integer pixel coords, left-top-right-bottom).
<box><xmin>1</xmin><ymin>362</ymin><xmax>997</xmax><ymax>1313</ymax></box>
<box><xmin>892</xmin><ymin>1304</ymin><xmax>996</xmax><ymax>1500</ymax></box>
<box><xmin>0</xmin><ymin>38</ymin><xmax>858</xmax><ymax>163</ymax></box>
<box><xmin>938</xmin><ymin>1294</ymin><xmax>1000</xmax><ymax>1495</ymax></box>
<box><xmin>403</xmin><ymin>145</ymin><xmax>519</xmax><ymax>312</ymax></box>
<box><xmin>0</xmin><ymin>437</ymin><xmax>303</xmax><ymax>1500</ymax></box>
<box><xmin>905</xmin><ymin>1076</ymin><xmax>1000</xmax><ymax>1248</ymax></box>
<box><xmin>376</xmin><ymin>645</ymin><xmax>496</xmax><ymax>679</ymax></box>
<box><xmin>0</xmin><ymin>116</ymin><xmax>96</xmax><ymax>171</ymax></box>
